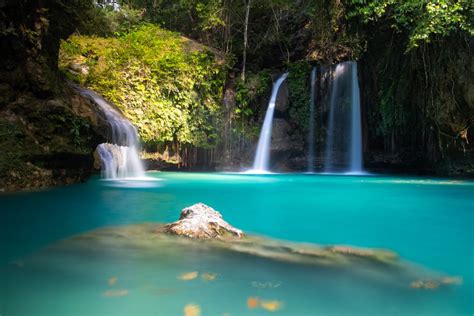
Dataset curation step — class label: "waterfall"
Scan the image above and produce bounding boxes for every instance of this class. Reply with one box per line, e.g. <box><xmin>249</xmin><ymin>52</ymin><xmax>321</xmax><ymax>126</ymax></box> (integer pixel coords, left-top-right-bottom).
<box><xmin>251</xmin><ymin>73</ymin><xmax>288</xmax><ymax>172</ymax></box>
<box><xmin>307</xmin><ymin>67</ymin><xmax>317</xmax><ymax>173</ymax></box>
<box><xmin>79</xmin><ymin>89</ymin><xmax>145</xmax><ymax>179</ymax></box>
<box><xmin>324</xmin><ymin>61</ymin><xmax>364</xmax><ymax>173</ymax></box>
<box><xmin>324</xmin><ymin>63</ymin><xmax>345</xmax><ymax>172</ymax></box>
<box><xmin>350</xmin><ymin>62</ymin><xmax>363</xmax><ymax>173</ymax></box>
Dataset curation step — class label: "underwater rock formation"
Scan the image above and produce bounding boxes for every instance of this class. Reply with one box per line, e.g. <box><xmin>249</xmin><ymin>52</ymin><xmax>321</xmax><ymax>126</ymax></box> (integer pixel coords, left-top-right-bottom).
<box><xmin>46</xmin><ymin>221</ymin><xmax>464</xmax><ymax>293</ymax></box>
<box><xmin>163</xmin><ymin>203</ymin><xmax>244</xmax><ymax>240</ymax></box>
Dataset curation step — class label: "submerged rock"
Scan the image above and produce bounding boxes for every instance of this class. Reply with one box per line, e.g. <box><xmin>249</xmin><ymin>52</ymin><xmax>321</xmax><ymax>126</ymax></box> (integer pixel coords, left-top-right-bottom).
<box><xmin>326</xmin><ymin>245</ymin><xmax>398</xmax><ymax>264</ymax></box>
<box><xmin>45</xmin><ymin>222</ymin><xmax>463</xmax><ymax>293</ymax></box>
<box><xmin>163</xmin><ymin>203</ymin><xmax>244</xmax><ymax>240</ymax></box>
<box><xmin>201</xmin><ymin>272</ymin><xmax>218</xmax><ymax>281</ymax></box>
<box><xmin>42</xmin><ymin>204</ymin><xmax>461</xmax><ymax>291</ymax></box>
<box><xmin>410</xmin><ymin>276</ymin><xmax>463</xmax><ymax>290</ymax></box>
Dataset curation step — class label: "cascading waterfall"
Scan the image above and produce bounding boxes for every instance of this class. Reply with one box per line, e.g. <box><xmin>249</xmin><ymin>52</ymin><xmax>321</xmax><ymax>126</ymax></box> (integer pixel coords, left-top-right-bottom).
<box><xmin>324</xmin><ymin>61</ymin><xmax>363</xmax><ymax>173</ymax></box>
<box><xmin>79</xmin><ymin>89</ymin><xmax>145</xmax><ymax>179</ymax></box>
<box><xmin>350</xmin><ymin>62</ymin><xmax>363</xmax><ymax>173</ymax></box>
<box><xmin>307</xmin><ymin>67</ymin><xmax>317</xmax><ymax>173</ymax></box>
<box><xmin>251</xmin><ymin>73</ymin><xmax>288</xmax><ymax>172</ymax></box>
<box><xmin>324</xmin><ymin>63</ymin><xmax>345</xmax><ymax>172</ymax></box>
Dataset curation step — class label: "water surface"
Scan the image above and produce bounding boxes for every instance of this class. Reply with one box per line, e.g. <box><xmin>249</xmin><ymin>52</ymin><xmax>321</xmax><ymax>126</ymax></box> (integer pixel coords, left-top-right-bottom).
<box><xmin>1</xmin><ymin>172</ymin><xmax>473</xmax><ymax>315</ymax></box>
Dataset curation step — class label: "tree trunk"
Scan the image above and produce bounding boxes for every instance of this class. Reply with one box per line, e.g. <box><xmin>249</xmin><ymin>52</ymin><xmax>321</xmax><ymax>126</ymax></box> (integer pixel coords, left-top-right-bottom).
<box><xmin>241</xmin><ymin>0</ymin><xmax>251</xmax><ymax>81</ymax></box>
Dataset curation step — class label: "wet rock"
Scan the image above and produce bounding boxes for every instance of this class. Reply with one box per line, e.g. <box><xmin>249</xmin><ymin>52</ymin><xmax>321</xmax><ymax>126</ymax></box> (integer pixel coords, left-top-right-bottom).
<box><xmin>47</xmin><ymin>223</ymin><xmax>462</xmax><ymax>293</ymax></box>
<box><xmin>201</xmin><ymin>272</ymin><xmax>217</xmax><ymax>282</ymax></box>
<box><xmin>0</xmin><ymin>2</ymin><xmax>109</xmax><ymax>192</ymax></box>
<box><xmin>68</xmin><ymin>61</ymin><xmax>90</xmax><ymax>76</ymax></box>
<box><xmin>326</xmin><ymin>245</ymin><xmax>398</xmax><ymax>263</ymax></box>
<box><xmin>410</xmin><ymin>276</ymin><xmax>463</xmax><ymax>290</ymax></box>
<box><xmin>163</xmin><ymin>203</ymin><xmax>244</xmax><ymax>240</ymax></box>
<box><xmin>271</xmin><ymin>119</ymin><xmax>292</xmax><ymax>151</ymax></box>
<box><xmin>410</xmin><ymin>279</ymin><xmax>440</xmax><ymax>290</ymax></box>
<box><xmin>94</xmin><ymin>143</ymin><xmax>126</xmax><ymax>170</ymax></box>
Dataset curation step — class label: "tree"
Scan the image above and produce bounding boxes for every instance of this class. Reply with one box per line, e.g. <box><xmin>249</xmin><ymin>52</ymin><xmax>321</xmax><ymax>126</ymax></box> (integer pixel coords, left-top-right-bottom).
<box><xmin>241</xmin><ymin>0</ymin><xmax>252</xmax><ymax>81</ymax></box>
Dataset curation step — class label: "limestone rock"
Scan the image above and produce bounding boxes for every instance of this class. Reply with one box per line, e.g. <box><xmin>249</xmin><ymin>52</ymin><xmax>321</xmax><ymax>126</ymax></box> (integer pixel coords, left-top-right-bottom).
<box><xmin>163</xmin><ymin>203</ymin><xmax>244</xmax><ymax>240</ymax></box>
<box><xmin>271</xmin><ymin>118</ymin><xmax>292</xmax><ymax>151</ymax></box>
<box><xmin>69</xmin><ymin>61</ymin><xmax>90</xmax><ymax>76</ymax></box>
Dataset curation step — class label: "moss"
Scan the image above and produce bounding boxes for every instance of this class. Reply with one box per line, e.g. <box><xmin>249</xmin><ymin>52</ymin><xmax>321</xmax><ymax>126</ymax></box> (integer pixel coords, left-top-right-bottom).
<box><xmin>60</xmin><ymin>24</ymin><xmax>231</xmax><ymax>149</ymax></box>
<box><xmin>287</xmin><ymin>61</ymin><xmax>312</xmax><ymax>132</ymax></box>
<box><xmin>0</xmin><ymin>121</ymin><xmax>28</xmax><ymax>177</ymax></box>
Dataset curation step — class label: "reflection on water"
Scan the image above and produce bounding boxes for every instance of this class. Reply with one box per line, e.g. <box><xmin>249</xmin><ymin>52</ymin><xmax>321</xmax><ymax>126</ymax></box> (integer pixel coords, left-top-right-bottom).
<box><xmin>100</xmin><ymin>175</ymin><xmax>164</xmax><ymax>188</ymax></box>
<box><xmin>367</xmin><ymin>179</ymin><xmax>471</xmax><ymax>186</ymax></box>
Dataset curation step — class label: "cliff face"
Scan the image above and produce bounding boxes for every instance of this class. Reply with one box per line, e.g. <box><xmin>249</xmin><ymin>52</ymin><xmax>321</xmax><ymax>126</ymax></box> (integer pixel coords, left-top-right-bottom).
<box><xmin>230</xmin><ymin>19</ymin><xmax>474</xmax><ymax>176</ymax></box>
<box><xmin>359</xmin><ymin>33</ymin><xmax>474</xmax><ymax>176</ymax></box>
<box><xmin>0</xmin><ymin>0</ymin><xmax>106</xmax><ymax>191</ymax></box>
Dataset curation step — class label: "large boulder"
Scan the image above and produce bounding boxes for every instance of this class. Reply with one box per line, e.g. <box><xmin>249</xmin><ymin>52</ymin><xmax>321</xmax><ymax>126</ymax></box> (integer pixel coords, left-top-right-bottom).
<box><xmin>163</xmin><ymin>203</ymin><xmax>244</xmax><ymax>240</ymax></box>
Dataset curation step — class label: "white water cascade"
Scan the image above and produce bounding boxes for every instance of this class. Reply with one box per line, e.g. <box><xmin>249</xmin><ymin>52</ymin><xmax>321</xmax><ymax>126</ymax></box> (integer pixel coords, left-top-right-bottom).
<box><xmin>350</xmin><ymin>62</ymin><xmax>363</xmax><ymax>173</ymax></box>
<box><xmin>307</xmin><ymin>67</ymin><xmax>317</xmax><ymax>173</ymax></box>
<box><xmin>324</xmin><ymin>61</ymin><xmax>363</xmax><ymax>173</ymax></box>
<box><xmin>80</xmin><ymin>89</ymin><xmax>145</xmax><ymax>179</ymax></box>
<box><xmin>251</xmin><ymin>73</ymin><xmax>288</xmax><ymax>172</ymax></box>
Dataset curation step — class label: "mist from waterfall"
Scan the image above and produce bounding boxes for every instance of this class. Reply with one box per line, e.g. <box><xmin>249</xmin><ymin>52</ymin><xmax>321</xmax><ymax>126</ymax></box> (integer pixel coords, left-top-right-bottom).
<box><xmin>324</xmin><ymin>61</ymin><xmax>363</xmax><ymax>174</ymax></box>
<box><xmin>79</xmin><ymin>89</ymin><xmax>145</xmax><ymax>179</ymax></box>
<box><xmin>251</xmin><ymin>73</ymin><xmax>288</xmax><ymax>173</ymax></box>
<box><xmin>307</xmin><ymin>67</ymin><xmax>317</xmax><ymax>173</ymax></box>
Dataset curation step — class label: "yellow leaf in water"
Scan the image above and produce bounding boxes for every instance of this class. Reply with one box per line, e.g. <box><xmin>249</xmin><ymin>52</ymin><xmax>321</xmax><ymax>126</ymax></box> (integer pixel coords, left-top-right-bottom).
<box><xmin>202</xmin><ymin>272</ymin><xmax>217</xmax><ymax>281</ymax></box>
<box><xmin>179</xmin><ymin>271</ymin><xmax>199</xmax><ymax>281</ymax></box>
<box><xmin>103</xmin><ymin>289</ymin><xmax>129</xmax><ymax>297</ymax></box>
<box><xmin>260</xmin><ymin>300</ymin><xmax>283</xmax><ymax>312</ymax></box>
<box><xmin>247</xmin><ymin>297</ymin><xmax>260</xmax><ymax>309</ymax></box>
<box><xmin>108</xmin><ymin>276</ymin><xmax>118</xmax><ymax>286</ymax></box>
<box><xmin>184</xmin><ymin>303</ymin><xmax>201</xmax><ymax>316</ymax></box>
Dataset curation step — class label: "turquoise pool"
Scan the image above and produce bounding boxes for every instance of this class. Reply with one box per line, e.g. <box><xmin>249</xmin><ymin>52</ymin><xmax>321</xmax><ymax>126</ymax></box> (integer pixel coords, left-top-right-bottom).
<box><xmin>1</xmin><ymin>172</ymin><xmax>473</xmax><ymax>315</ymax></box>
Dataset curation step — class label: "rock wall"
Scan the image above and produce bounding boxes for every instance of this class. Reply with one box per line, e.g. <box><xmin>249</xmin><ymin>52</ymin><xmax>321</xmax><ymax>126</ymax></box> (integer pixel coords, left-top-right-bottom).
<box><xmin>0</xmin><ymin>0</ymin><xmax>106</xmax><ymax>191</ymax></box>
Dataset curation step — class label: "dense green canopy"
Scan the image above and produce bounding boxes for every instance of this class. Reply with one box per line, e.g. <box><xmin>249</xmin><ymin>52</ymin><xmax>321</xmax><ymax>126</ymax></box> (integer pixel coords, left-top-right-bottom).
<box><xmin>61</xmin><ymin>24</ymin><xmax>228</xmax><ymax>147</ymax></box>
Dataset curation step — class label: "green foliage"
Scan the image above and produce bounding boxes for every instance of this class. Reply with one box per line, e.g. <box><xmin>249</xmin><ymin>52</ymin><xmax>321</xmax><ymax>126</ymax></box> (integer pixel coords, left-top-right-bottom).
<box><xmin>287</xmin><ymin>61</ymin><xmax>312</xmax><ymax>131</ymax></box>
<box><xmin>235</xmin><ymin>71</ymin><xmax>272</xmax><ymax>120</ymax></box>
<box><xmin>0</xmin><ymin>121</ymin><xmax>26</xmax><ymax>176</ymax></box>
<box><xmin>78</xmin><ymin>5</ymin><xmax>145</xmax><ymax>36</ymax></box>
<box><xmin>119</xmin><ymin>0</ymin><xmax>365</xmax><ymax>66</ymax></box>
<box><xmin>60</xmin><ymin>24</ymin><xmax>230</xmax><ymax>148</ymax></box>
<box><xmin>348</xmin><ymin>0</ymin><xmax>473</xmax><ymax>50</ymax></box>
<box><xmin>377</xmin><ymin>84</ymin><xmax>408</xmax><ymax>137</ymax></box>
